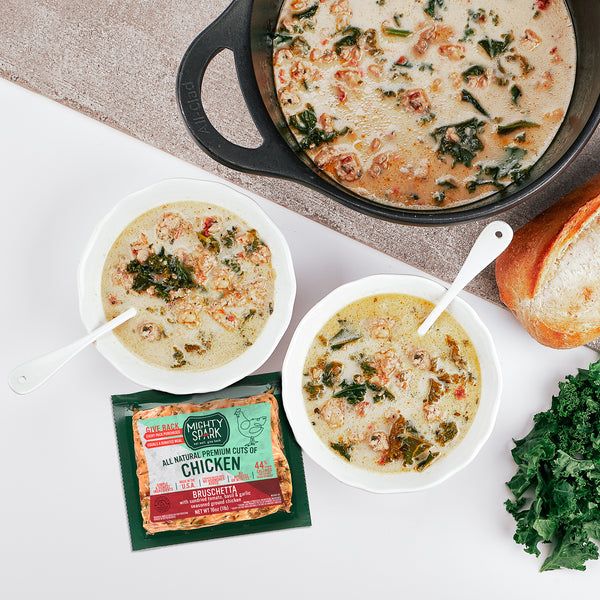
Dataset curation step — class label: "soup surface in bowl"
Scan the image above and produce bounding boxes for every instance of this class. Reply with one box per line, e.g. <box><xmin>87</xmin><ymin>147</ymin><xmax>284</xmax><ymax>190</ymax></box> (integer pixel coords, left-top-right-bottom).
<box><xmin>273</xmin><ymin>0</ymin><xmax>576</xmax><ymax>209</ymax></box>
<box><xmin>102</xmin><ymin>201</ymin><xmax>275</xmax><ymax>371</ymax></box>
<box><xmin>302</xmin><ymin>293</ymin><xmax>481</xmax><ymax>472</ymax></box>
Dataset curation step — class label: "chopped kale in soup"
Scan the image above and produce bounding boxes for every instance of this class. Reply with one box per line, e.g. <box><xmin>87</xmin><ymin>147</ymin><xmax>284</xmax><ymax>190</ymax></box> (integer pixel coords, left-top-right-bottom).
<box><xmin>101</xmin><ymin>202</ymin><xmax>275</xmax><ymax>371</ymax></box>
<box><xmin>302</xmin><ymin>294</ymin><xmax>481</xmax><ymax>472</ymax></box>
<box><xmin>273</xmin><ymin>0</ymin><xmax>575</xmax><ymax>208</ymax></box>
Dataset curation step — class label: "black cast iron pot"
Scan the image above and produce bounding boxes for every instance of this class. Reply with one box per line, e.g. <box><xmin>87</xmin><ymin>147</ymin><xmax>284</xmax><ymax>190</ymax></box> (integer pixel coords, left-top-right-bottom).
<box><xmin>177</xmin><ymin>0</ymin><xmax>600</xmax><ymax>226</ymax></box>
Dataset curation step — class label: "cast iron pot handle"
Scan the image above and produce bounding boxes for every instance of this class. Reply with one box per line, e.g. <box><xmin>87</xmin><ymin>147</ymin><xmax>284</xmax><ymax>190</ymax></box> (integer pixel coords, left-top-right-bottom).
<box><xmin>177</xmin><ymin>0</ymin><xmax>288</xmax><ymax>175</ymax></box>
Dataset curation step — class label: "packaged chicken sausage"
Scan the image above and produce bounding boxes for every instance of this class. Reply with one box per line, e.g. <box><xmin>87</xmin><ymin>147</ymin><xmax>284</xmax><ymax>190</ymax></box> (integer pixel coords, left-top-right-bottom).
<box><xmin>112</xmin><ymin>373</ymin><xmax>311</xmax><ymax>550</ymax></box>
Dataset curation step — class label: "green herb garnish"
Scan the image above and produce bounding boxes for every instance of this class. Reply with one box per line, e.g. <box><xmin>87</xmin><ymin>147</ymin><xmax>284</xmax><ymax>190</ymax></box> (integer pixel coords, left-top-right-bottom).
<box><xmin>416</xmin><ymin>451</ymin><xmax>439</xmax><ymax>471</ymax></box>
<box><xmin>466</xmin><ymin>146</ymin><xmax>531</xmax><ymax>192</ymax></box>
<box><xmin>331</xmin><ymin>441</ymin><xmax>353</xmax><ymax>461</ymax></box>
<box><xmin>478</xmin><ymin>34</ymin><xmax>513</xmax><ymax>58</ymax></box>
<box><xmin>289</xmin><ymin>104</ymin><xmax>349</xmax><ymax>150</ymax></box>
<box><xmin>432</xmin><ymin>118</ymin><xmax>485</xmax><ymax>167</ymax></box>
<box><xmin>272</xmin><ymin>32</ymin><xmax>294</xmax><ymax>46</ymax></box>
<box><xmin>223</xmin><ymin>257</ymin><xmax>242</xmax><ymax>275</ymax></box>
<box><xmin>303</xmin><ymin>381</ymin><xmax>324</xmax><ymax>400</ymax></box>
<box><xmin>360</xmin><ymin>360</ymin><xmax>377</xmax><ymax>376</ymax></box>
<box><xmin>435</xmin><ymin>421</ymin><xmax>458</xmax><ymax>446</ymax></box>
<box><xmin>366</xmin><ymin>381</ymin><xmax>395</xmax><ymax>403</ymax></box>
<box><xmin>461</xmin><ymin>89</ymin><xmax>490</xmax><ymax>117</ymax></box>
<box><xmin>272</xmin><ymin>33</ymin><xmax>310</xmax><ymax>55</ymax></box>
<box><xmin>330</xmin><ymin>326</ymin><xmax>362</xmax><ymax>350</ymax></box>
<box><xmin>171</xmin><ymin>347</ymin><xmax>187</xmax><ymax>369</ymax></box>
<box><xmin>460</xmin><ymin>26</ymin><xmax>475</xmax><ymax>42</ymax></box>
<box><xmin>506</xmin><ymin>53</ymin><xmax>534</xmax><ymax>76</ymax></box>
<box><xmin>511</xmin><ymin>84</ymin><xmax>523</xmax><ymax>106</ymax></box>
<box><xmin>127</xmin><ymin>247</ymin><xmax>197</xmax><ymax>301</ymax></box>
<box><xmin>424</xmin><ymin>0</ymin><xmax>444</xmax><ymax>19</ymax></box>
<box><xmin>382</xmin><ymin>26</ymin><xmax>412</xmax><ymax>37</ymax></box>
<box><xmin>497</xmin><ymin>120</ymin><xmax>540</xmax><ymax>135</ymax></box>
<box><xmin>221</xmin><ymin>226</ymin><xmax>238</xmax><ymax>248</ymax></box>
<box><xmin>334</xmin><ymin>26</ymin><xmax>362</xmax><ymax>54</ymax></box>
<box><xmin>197</xmin><ymin>232</ymin><xmax>220</xmax><ymax>253</ymax></box>
<box><xmin>289</xmin><ymin>36</ymin><xmax>311</xmax><ymax>56</ymax></box>
<box><xmin>292</xmin><ymin>3</ymin><xmax>318</xmax><ymax>20</ymax></box>
<box><xmin>322</xmin><ymin>361</ymin><xmax>343</xmax><ymax>388</ymax></box>
<box><xmin>243</xmin><ymin>229</ymin><xmax>264</xmax><ymax>254</ymax></box>
<box><xmin>462</xmin><ymin>65</ymin><xmax>486</xmax><ymax>83</ymax></box>
<box><xmin>393</xmin><ymin>431</ymin><xmax>433</xmax><ymax>466</ymax></box>
<box><xmin>333</xmin><ymin>380</ymin><xmax>367</xmax><ymax>405</ymax></box>
<box><xmin>505</xmin><ymin>360</ymin><xmax>600</xmax><ymax>571</ymax></box>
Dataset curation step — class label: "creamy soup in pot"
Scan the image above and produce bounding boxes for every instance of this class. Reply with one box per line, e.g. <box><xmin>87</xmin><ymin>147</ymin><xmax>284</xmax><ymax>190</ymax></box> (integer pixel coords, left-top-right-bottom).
<box><xmin>302</xmin><ymin>294</ymin><xmax>481</xmax><ymax>472</ymax></box>
<box><xmin>102</xmin><ymin>202</ymin><xmax>275</xmax><ymax>371</ymax></box>
<box><xmin>273</xmin><ymin>0</ymin><xmax>576</xmax><ymax>208</ymax></box>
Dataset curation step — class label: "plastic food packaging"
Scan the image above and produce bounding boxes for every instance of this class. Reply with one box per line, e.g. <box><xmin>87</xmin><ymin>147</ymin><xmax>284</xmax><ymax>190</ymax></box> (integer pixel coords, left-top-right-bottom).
<box><xmin>112</xmin><ymin>373</ymin><xmax>311</xmax><ymax>550</ymax></box>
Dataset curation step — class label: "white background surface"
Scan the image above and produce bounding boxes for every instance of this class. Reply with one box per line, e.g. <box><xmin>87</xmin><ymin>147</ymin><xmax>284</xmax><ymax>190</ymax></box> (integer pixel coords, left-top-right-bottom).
<box><xmin>1</xmin><ymin>78</ymin><xmax>598</xmax><ymax>598</ymax></box>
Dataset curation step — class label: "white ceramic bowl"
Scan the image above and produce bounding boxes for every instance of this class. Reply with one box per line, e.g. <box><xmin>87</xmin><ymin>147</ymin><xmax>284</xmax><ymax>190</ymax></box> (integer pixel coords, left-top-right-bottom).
<box><xmin>78</xmin><ymin>178</ymin><xmax>296</xmax><ymax>394</ymax></box>
<box><xmin>282</xmin><ymin>274</ymin><xmax>502</xmax><ymax>493</ymax></box>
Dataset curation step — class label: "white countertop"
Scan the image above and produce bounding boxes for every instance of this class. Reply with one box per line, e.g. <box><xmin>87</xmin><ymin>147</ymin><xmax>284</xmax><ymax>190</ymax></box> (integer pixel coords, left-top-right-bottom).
<box><xmin>1</xmin><ymin>78</ymin><xmax>597</xmax><ymax>598</ymax></box>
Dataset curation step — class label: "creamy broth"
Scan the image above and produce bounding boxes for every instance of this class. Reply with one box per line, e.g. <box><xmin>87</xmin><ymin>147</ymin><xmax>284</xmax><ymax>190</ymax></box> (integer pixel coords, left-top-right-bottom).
<box><xmin>274</xmin><ymin>0</ymin><xmax>576</xmax><ymax>208</ymax></box>
<box><xmin>101</xmin><ymin>202</ymin><xmax>275</xmax><ymax>371</ymax></box>
<box><xmin>302</xmin><ymin>294</ymin><xmax>481</xmax><ymax>472</ymax></box>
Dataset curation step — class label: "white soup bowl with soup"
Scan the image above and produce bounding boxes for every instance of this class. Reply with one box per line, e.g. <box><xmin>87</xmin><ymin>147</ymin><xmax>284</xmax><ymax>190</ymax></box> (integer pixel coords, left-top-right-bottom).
<box><xmin>282</xmin><ymin>274</ymin><xmax>501</xmax><ymax>493</ymax></box>
<box><xmin>78</xmin><ymin>178</ymin><xmax>296</xmax><ymax>394</ymax></box>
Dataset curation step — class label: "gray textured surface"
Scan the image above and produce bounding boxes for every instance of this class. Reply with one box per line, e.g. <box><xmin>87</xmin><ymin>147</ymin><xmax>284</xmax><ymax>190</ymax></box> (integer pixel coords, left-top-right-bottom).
<box><xmin>1</xmin><ymin>0</ymin><xmax>598</xmax><ymax>350</ymax></box>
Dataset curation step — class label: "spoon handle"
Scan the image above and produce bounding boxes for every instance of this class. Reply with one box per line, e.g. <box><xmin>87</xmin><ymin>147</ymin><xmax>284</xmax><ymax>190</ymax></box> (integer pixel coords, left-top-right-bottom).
<box><xmin>8</xmin><ymin>307</ymin><xmax>137</xmax><ymax>395</ymax></box>
<box><xmin>417</xmin><ymin>221</ymin><xmax>513</xmax><ymax>337</ymax></box>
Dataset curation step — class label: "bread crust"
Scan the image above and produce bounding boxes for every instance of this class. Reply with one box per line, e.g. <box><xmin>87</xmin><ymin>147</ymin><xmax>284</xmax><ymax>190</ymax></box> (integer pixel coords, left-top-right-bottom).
<box><xmin>496</xmin><ymin>174</ymin><xmax>600</xmax><ymax>349</ymax></box>
<box><xmin>133</xmin><ymin>393</ymin><xmax>293</xmax><ymax>534</ymax></box>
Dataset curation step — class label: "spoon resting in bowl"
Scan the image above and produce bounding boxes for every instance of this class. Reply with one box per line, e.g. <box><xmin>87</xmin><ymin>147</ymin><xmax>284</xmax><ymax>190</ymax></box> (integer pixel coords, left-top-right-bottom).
<box><xmin>8</xmin><ymin>307</ymin><xmax>137</xmax><ymax>395</ymax></box>
<box><xmin>417</xmin><ymin>221</ymin><xmax>513</xmax><ymax>337</ymax></box>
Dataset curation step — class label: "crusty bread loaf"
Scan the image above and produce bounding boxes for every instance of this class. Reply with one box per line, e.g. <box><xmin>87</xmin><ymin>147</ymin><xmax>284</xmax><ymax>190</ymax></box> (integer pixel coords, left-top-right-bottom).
<box><xmin>496</xmin><ymin>175</ymin><xmax>600</xmax><ymax>349</ymax></box>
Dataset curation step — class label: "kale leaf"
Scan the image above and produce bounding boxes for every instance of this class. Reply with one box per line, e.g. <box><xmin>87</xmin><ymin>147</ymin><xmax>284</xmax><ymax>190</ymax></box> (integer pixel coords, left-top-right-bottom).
<box><xmin>330</xmin><ymin>326</ymin><xmax>362</xmax><ymax>350</ymax></box>
<box><xmin>334</xmin><ymin>26</ymin><xmax>362</xmax><ymax>54</ymax></box>
<box><xmin>271</xmin><ymin>32</ymin><xmax>293</xmax><ymax>47</ymax></box>
<box><xmin>127</xmin><ymin>247</ymin><xmax>197</xmax><ymax>301</ymax></box>
<box><xmin>510</xmin><ymin>84</ymin><xmax>522</xmax><ymax>106</ymax></box>
<box><xmin>461</xmin><ymin>89</ymin><xmax>490</xmax><ymax>117</ymax></box>
<box><xmin>424</xmin><ymin>0</ymin><xmax>445</xmax><ymax>19</ymax></box>
<box><xmin>333</xmin><ymin>380</ymin><xmax>367</xmax><ymax>405</ymax></box>
<box><xmin>431</xmin><ymin>118</ymin><xmax>485</xmax><ymax>167</ymax></box>
<box><xmin>435</xmin><ymin>421</ymin><xmax>458</xmax><ymax>446</ymax></box>
<box><xmin>497</xmin><ymin>120</ymin><xmax>540</xmax><ymax>135</ymax></box>
<box><xmin>289</xmin><ymin>104</ymin><xmax>349</xmax><ymax>150</ymax></box>
<box><xmin>322</xmin><ymin>361</ymin><xmax>342</xmax><ymax>388</ymax></box>
<box><xmin>331</xmin><ymin>441</ymin><xmax>353</xmax><ymax>461</ymax></box>
<box><xmin>292</xmin><ymin>3</ymin><xmax>318</xmax><ymax>20</ymax></box>
<box><xmin>505</xmin><ymin>360</ymin><xmax>600</xmax><ymax>571</ymax></box>
<box><xmin>462</xmin><ymin>65</ymin><xmax>486</xmax><ymax>83</ymax></box>
<box><xmin>466</xmin><ymin>146</ymin><xmax>532</xmax><ymax>193</ymax></box>
<box><xmin>271</xmin><ymin>33</ymin><xmax>310</xmax><ymax>56</ymax></box>
<box><xmin>478</xmin><ymin>33</ymin><xmax>513</xmax><ymax>58</ymax></box>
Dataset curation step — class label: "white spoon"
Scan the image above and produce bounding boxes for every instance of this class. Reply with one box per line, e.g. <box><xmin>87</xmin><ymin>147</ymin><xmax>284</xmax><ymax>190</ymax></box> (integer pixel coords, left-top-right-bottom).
<box><xmin>417</xmin><ymin>221</ymin><xmax>513</xmax><ymax>337</ymax></box>
<box><xmin>8</xmin><ymin>307</ymin><xmax>137</xmax><ymax>395</ymax></box>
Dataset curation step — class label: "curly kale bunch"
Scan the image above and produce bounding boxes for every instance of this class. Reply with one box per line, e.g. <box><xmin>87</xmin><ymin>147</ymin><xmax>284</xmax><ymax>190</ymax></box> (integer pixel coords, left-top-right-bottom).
<box><xmin>506</xmin><ymin>361</ymin><xmax>600</xmax><ymax>571</ymax></box>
